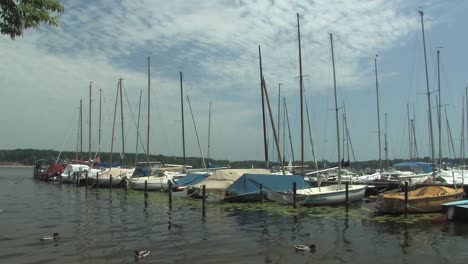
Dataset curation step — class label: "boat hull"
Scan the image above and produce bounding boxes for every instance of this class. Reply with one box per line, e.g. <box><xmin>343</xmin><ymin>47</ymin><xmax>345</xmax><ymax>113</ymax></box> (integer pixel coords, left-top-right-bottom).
<box><xmin>375</xmin><ymin>186</ymin><xmax>465</xmax><ymax>214</ymax></box>
<box><xmin>268</xmin><ymin>184</ymin><xmax>367</xmax><ymax>206</ymax></box>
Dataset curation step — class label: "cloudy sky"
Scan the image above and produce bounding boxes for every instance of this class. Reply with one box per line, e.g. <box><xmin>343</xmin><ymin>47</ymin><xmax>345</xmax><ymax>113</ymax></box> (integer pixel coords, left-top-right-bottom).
<box><xmin>1</xmin><ymin>0</ymin><xmax>468</xmax><ymax>164</ymax></box>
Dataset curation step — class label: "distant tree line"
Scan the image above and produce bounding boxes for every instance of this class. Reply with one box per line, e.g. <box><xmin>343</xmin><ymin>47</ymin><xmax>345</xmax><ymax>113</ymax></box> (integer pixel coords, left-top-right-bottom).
<box><xmin>1</xmin><ymin>149</ymin><xmax>465</xmax><ymax>172</ymax></box>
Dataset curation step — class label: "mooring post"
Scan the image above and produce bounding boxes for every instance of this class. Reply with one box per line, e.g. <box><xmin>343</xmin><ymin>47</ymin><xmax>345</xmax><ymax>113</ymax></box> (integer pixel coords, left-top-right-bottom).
<box><xmin>293</xmin><ymin>182</ymin><xmax>297</xmax><ymax>209</ymax></box>
<box><xmin>96</xmin><ymin>172</ymin><xmax>99</xmax><ymax>188</ymax></box>
<box><xmin>202</xmin><ymin>185</ymin><xmax>206</xmax><ymax>217</ymax></box>
<box><xmin>144</xmin><ymin>180</ymin><xmax>148</xmax><ymax>199</ymax></box>
<box><xmin>123</xmin><ymin>177</ymin><xmax>128</xmax><ymax>193</ymax></box>
<box><xmin>85</xmin><ymin>171</ymin><xmax>88</xmax><ymax>188</ymax></box>
<box><xmin>260</xmin><ymin>184</ymin><xmax>264</xmax><ymax>204</ymax></box>
<box><xmin>168</xmin><ymin>180</ymin><xmax>173</xmax><ymax>207</ymax></box>
<box><xmin>404</xmin><ymin>181</ymin><xmax>409</xmax><ymax>218</ymax></box>
<box><xmin>109</xmin><ymin>175</ymin><xmax>113</xmax><ymax>191</ymax></box>
<box><xmin>345</xmin><ymin>182</ymin><xmax>349</xmax><ymax>203</ymax></box>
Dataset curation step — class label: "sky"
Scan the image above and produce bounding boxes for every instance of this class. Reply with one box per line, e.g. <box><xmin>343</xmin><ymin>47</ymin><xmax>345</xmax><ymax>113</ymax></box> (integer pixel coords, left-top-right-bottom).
<box><xmin>1</xmin><ymin>0</ymin><xmax>468</xmax><ymax>164</ymax></box>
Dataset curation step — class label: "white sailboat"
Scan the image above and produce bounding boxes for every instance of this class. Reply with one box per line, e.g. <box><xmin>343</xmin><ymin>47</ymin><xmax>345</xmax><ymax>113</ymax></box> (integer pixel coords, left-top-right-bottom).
<box><xmin>267</xmin><ymin>15</ymin><xmax>366</xmax><ymax>206</ymax></box>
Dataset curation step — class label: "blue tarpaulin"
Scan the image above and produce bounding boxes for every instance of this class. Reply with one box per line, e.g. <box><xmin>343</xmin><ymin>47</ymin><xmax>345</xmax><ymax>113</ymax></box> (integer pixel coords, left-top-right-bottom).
<box><xmin>174</xmin><ymin>173</ymin><xmax>209</xmax><ymax>187</ymax></box>
<box><xmin>393</xmin><ymin>162</ymin><xmax>432</xmax><ymax>173</ymax></box>
<box><xmin>225</xmin><ymin>174</ymin><xmax>309</xmax><ymax>201</ymax></box>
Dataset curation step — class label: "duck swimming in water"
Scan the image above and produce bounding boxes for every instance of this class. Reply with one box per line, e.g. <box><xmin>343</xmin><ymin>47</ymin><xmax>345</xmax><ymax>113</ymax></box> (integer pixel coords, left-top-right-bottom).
<box><xmin>40</xmin><ymin>233</ymin><xmax>59</xmax><ymax>241</ymax></box>
<box><xmin>294</xmin><ymin>244</ymin><xmax>316</xmax><ymax>251</ymax></box>
<box><xmin>134</xmin><ymin>250</ymin><xmax>150</xmax><ymax>260</ymax></box>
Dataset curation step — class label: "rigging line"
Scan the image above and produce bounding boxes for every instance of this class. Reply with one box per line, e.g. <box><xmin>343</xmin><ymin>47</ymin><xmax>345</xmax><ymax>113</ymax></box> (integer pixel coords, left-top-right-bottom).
<box><xmin>186</xmin><ymin>94</ymin><xmax>207</xmax><ymax>171</ymax></box>
<box><xmin>122</xmin><ymin>83</ymin><xmax>147</xmax><ymax>155</ymax></box>
<box><xmin>56</xmin><ymin>108</ymin><xmax>81</xmax><ymax>163</ymax></box>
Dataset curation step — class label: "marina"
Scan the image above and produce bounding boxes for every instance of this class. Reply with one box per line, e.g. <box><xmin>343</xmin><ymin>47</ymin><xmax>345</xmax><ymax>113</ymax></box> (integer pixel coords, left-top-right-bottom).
<box><xmin>2</xmin><ymin>167</ymin><xmax>468</xmax><ymax>263</ymax></box>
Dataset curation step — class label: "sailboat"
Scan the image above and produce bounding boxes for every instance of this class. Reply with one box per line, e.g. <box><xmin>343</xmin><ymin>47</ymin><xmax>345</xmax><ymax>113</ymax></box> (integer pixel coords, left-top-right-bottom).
<box><xmin>371</xmin><ymin>11</ymin><xmax>464</xmax><ymax>214</ymax></box>
<box><xmin>129</xmin><ymin>61</ymin><xmax>186</xmax><ymax>192</ymax></box>
<box><xmin>267</xmin><ymin>15</ymin><xmax>367</xmax><ymax>206</ymax></box>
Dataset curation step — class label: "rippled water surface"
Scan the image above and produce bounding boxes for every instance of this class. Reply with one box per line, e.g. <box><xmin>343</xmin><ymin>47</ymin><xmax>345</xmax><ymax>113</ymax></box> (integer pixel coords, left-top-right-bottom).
<box><xmin>1</xmin><ymin>167</ymin><xmax>468</xmax><ymax>263</ymax></box>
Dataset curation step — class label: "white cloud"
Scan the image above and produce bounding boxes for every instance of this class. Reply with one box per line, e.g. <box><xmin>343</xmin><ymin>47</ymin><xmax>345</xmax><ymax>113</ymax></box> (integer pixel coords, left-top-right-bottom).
<box><xmin>1</xmin><ymin>0</ymin><xmax>459</xmax><ymax>162</ymax></box>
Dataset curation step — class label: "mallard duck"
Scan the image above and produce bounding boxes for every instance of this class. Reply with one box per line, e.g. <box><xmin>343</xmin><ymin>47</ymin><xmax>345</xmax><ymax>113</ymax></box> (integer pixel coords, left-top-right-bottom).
<box><xmin>40</xmin><ymin>232</ymin><xmax>59</xmax><ymax>241</ymax></box>
<box><xmin>134</xmin><ymin>250</ymin><xmax>150</xmax><ymax>260</ymax></box>
<box><xmin>294</xmin><ymin>244</ymin><xmax>315</xmax><ymax>251</ymax></box>
<box><xmin>168</xmin><ymin>221</ymin><xmax>182</xmax><ymax>230</ymax></box>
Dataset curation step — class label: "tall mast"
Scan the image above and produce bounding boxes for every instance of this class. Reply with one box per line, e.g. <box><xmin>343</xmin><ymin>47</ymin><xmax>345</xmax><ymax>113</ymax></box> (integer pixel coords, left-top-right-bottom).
<box><xmin>80</xmin><ymin>99</ymin><xmax>83</xmax><ymax>160</ymax></box>
<box><xmin>374</xmin><ymin>55</ymin><xmax>383</xmax><ymax>176</ymax></box>
<box><xmin>437</xmin><ymin>48</ymin><xmax>442</xmax><ymax>171</ymax></box>
<box><xmin>420</xmin><ymin>11</ymin><xmax>436</xmax><ymax>179</ymax></box>
<box><xmin>384</xmin><ymin>113</ymin><xmax>389</xmax><ymax>170</ymax></box>
<box><xmin>330</xmin><ymin>33</ymin><xmax>341</xmax><ymax>187</ymax></box>
<box><xmin>284</xmin><ymin>100</ymin><xmax>295</xmax><ymax>163</ymax></box>
<box><xmin>135</xmin><ymin>89</ymin><xmax>143</xmax><ymax>167</ymax></box>
<box><xmin>119</xmin><ymin>78</ymin><xmax>125</xmax><ymax>165</ymax></box>
<box><xmin>207</xmin><ymin>101</ymin><xmax>212</xmax><ymax>161</ymax></box>
<box><xmin>147</xmin><ymin>56</ymin><xmax>151</xmax><ymax>164</ymax></box>
<box><xmin>98</xmin><ymin>88</ymin><xmax>102</xmax><ymax>154</ymax></box>
<box><xmin>258</xmin><ymin>45</ymin><xmax>269</xmax><ymax>169</ymax></box>
<box><xmin>297</xmin><ymin>13</ymin><xmax>304</xmax><ymax>175</ymax></box>
<box><xmin>110</xmin><ymin>81</ymin><xmax>120</xmax><ymax>168</ymax></box>
<box><xmin>277</xmin><ymin>83</ymin><xmax>282</xmax><ymax>164</ymax></box>
<box><xmin>407</xmin><ymin>104</ymin><xmax>412</xmax><ymax>161</ymax></box>
<box><xmin>180</xmin><ymin>71</ymin><xmax>186</xmax><ymax>170</ymax></box>
<box><xmin>88</xmin><ymin>81</ymin><xmax>92</xmax><ymax>161</ymax></box>
<box><xmin>262</xmin><ymin>77</ymin><xmax>285</xmax><ymax>174</ymax></box>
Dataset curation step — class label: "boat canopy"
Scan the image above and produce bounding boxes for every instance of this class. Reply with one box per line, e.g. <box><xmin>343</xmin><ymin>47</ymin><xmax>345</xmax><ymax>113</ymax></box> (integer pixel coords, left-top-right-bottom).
<box><xmin>225</xmin><ymin>174</ymin><xmax>309</xmax><ymax>195</ymax></box>
<box><xmin>174</xmin><ymin>172</ymin><xmax>209</xmax><ymax>187</ymax></box>
<box><xmin>194</xmin><ymin>169</ymin><xmax>270</xmax><ymax>192</ymax></box>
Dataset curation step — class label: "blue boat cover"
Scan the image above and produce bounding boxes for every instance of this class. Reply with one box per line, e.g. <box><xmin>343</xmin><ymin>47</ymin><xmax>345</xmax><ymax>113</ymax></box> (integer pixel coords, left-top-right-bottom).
<box><xmin>393</xmin><ymin>161</ymin><xmax>432</xmax><ymax>173</ymax></box>
<box><xmin>174</xmin><ymin>173</ymin><xmax>209</xmax><ymax>186</ymax></box>
<box><xmin>225</xmin><ymin>174</ymin><xmax>309</xmax><ymax>195</ymax></box>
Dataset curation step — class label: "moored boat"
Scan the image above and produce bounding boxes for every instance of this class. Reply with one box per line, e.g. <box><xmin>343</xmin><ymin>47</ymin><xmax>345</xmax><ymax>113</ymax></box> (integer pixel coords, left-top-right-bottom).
<box><xmin>374</xmin><ymin>185</ymin><xmax>464</xmax><ymax>214</ymax></box>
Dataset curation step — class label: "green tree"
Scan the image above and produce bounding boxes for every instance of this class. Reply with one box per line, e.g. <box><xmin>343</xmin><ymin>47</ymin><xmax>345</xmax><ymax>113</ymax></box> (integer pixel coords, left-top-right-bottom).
<box><xmin>0</xmin><ymin>0</ymin><xmax>63</xmax><ymax>39</ymax></box>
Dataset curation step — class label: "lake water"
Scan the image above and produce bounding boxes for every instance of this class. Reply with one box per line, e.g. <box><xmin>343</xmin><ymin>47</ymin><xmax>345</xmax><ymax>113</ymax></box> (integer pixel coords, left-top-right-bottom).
<box><xmin>1</xmin><ymin>167</ymin><xmax>467</xmax><ymax>264</ymax></box>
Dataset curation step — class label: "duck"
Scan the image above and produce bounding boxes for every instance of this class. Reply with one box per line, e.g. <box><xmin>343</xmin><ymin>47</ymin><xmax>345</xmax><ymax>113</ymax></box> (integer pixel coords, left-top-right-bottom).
<box><xmin>294</xmin><ymin>244</ymin><xmax>316</xmax><ymax>251</ymax></box>
<box><xmin>40</xmin><ymin>232</ymin><xmax>60</xmax><ymax>241</ymax></box>
<box><xmin>134</xmin><ymin>250</ymin><xmax>150</xmax><ymax>260</ymax></box>
<box><xmin>168</xmin><ymin>221</ymin><xmax>182</xmax><ymax>230</ymax></box>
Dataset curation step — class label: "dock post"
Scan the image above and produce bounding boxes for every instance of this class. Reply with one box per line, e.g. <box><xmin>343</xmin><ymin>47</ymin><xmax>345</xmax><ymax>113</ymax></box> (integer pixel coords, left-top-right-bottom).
<box><xmin>85</xmin><ymin>171</ymin><xmax>88</xmax><ymax>188</ymax></box>
<box><xmin>293</xmin><ymin>182</ymin><xmax>297</xmax><ymax>209</ymax></box>
<box><xmin>202</xmin><ymin>185</ymin><xmax>206</xmax><ymax>217</ymax></box>
<box><xmin>96</xmin><ymin>173</ymin><xmax>99</xmax><ymax>188</ymax></box>
<box><xmin>168</xmin><ymin>180</ymin><xmax>173</xmax><ymax>208</ymax></box>
<box><xmin>260</xmin><ymin>184</ymin><xmax>263</xmax><ymax>204</ymax></box>
<box><xmin>404</xmin><ymin>181</ymin><xmax>409</xmax><ymax>218</ymax></box>
<box><xmin>144</xmin><ymin>180</ymin><xmax>148</xmax><ymax>199</ymax></box>
<box><xmin>345</xmin><ymin>182</ymin><xmax>349</xmax><ymax>203</ymax></box>
<box><xmin>109</xmin><ymin>175</ymin><xmax>113</xmax><ymax>191</ymax></box>
<box><xmin>123</xmin><ymin>177</ymin><xmax>128</xmax><ymax>193</ymax></box>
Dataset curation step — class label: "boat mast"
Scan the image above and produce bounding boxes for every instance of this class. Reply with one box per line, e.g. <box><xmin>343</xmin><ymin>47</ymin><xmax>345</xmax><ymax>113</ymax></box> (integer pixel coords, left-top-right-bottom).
<box><xmin>420</xmin><ymin>11</ymin><xmax>436</xmax><ymax>179</ymax></box>
<box><xmin>277</xmin><ymin>83</ymin><xmax>282</xmax><ymax>164</ymax></box>
<box><xmin>80</xmin><ymin>99</ymin><xmax>83</xmax><ymax>160</ymax></box>
<box><xmin>374</xmin><ymin>55</ymin><xmax>383</xmax><ymax>176</ymax></box>
<box><xmin>261</xmin><ymin>77</ymin><xmax>285</xmax><ymax>174</ymax></box>
<box><xmin>284</xmin><ymin>100</ymin><xmax>295</xmax><ymax>163</ymax></box>
<box><xmin>98</xmin><ymin>88</ymin><xmax>102</xmax><ymax>155</ymax></box>
<box><xmin>329</xmin><ymin>33</ymin><xmax>341</xmax><ymax>188</ymax></box>
<box><xmin>119</xmin><ymin>78</ymin><xmax>125</xmax><ymax>165</ymax></box>
<box><xmin>109</xmin><ymin>81</ymin><xmax>120</xmax><ymax>169</ymax></box>
<box><xmin>147</xmin><ymin>56</ymin><xmax>151</xmax><ymax>164</ymax></box>
<box><xmin>437</xmin><ymin>48</ymin><xmax>442</xmax><ymax>171</ymax></box>
<box><xmin>88</xmin><ymin>81</ymin><xmax>92</xmax><ymax>161</ymax></box>
<box><xmin>407</xmin><ymin>104</ymin><xmax>412</xmax><ymax>161</ymax></box>
<box><xmin>384</xmin><ymin>113</ymin><xmax>389</xmax><ymax>170</ymax></box>
<box><xmin>135</xmin><ymin>89</ymin><xmax>143</xmax><ymax>167</ymax></box>
<box><xmin>297</xmin><ymin>13</ymin><xmax>304</xmax><ymax>176</ymax></box>
<box><xmin>180</xmin><ymin>71</ymin><xmax>186</xmax><ymax>170</ymax></box>
<box><xmin>207</xmin><ymin>101</ymin><xmax>212</xmax><ymax>161</ymax></box>
<box><xmin>305</xmin><ymin>97</ymin><xmax>319</xmax><ymax>177</ymax></box>
<box><xmin>258</xmin><ymin>45</ymin><xmax>269</xmax><ymax>170</ymax></box>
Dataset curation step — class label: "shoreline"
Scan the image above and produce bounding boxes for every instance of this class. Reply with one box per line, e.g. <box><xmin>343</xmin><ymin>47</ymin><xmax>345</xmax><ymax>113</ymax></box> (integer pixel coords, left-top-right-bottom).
<box><xmin>0</xmin><ymin>164</ymin><xmax>33</xmax><ymax>168</ymax></box>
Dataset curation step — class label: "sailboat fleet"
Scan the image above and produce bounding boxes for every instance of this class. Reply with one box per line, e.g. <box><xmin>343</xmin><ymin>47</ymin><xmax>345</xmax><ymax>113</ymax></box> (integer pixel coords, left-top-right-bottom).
<box><xmin>33</xmin><ymin>11</ymin><xmax>468</xmax><ymax>216</ymax></box>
